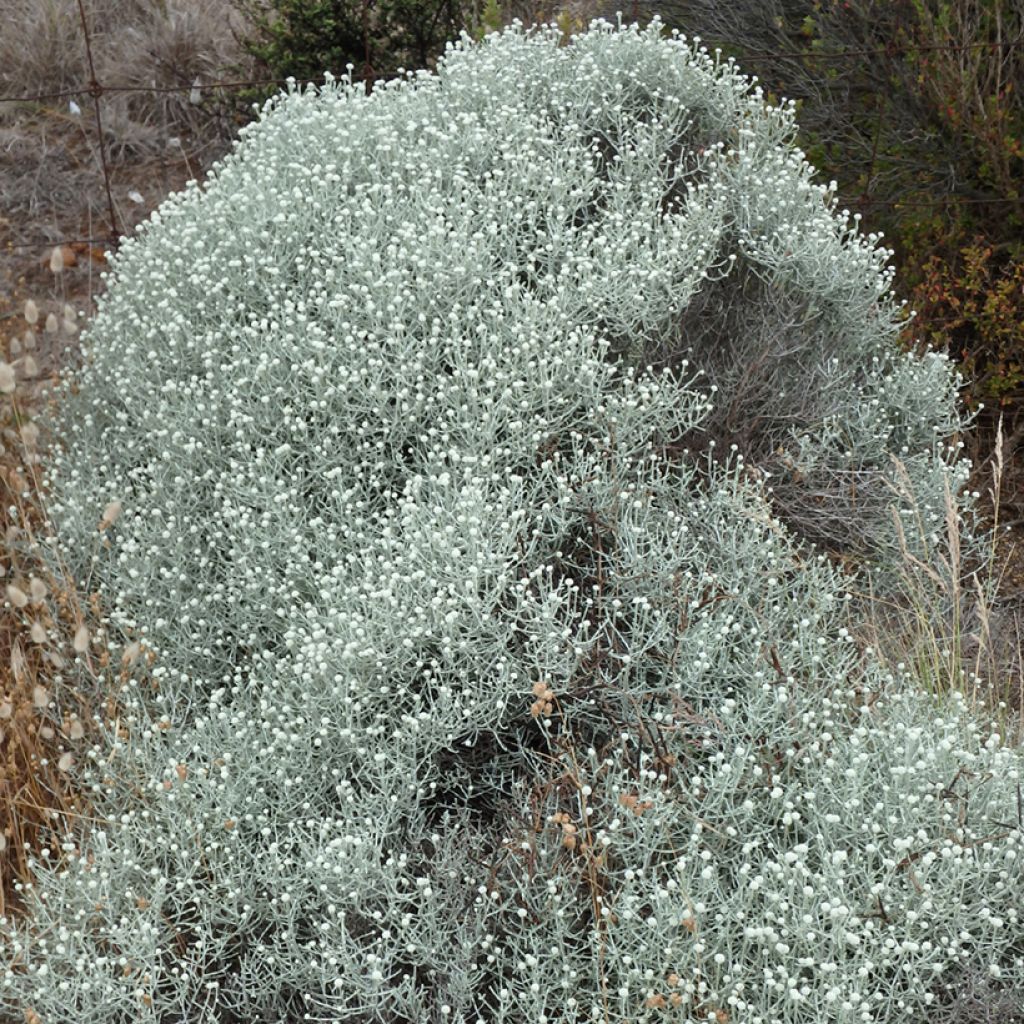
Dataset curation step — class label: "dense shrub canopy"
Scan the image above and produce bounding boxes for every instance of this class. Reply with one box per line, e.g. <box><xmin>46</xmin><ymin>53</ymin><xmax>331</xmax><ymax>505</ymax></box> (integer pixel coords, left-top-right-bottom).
<box><xmin>231</xmin><ymin>0</ymin><xmax>469</xmax><ymax>101</ymax></box>
<box><xmin>3</xmin><ymin>19</ymin><xmax>1021</xmax><ymax>1024</ymax></box>
<box><xmin>577</xmin><ymin>0</ymin><xmax>1024</xmax><ymax>462</ymax></box>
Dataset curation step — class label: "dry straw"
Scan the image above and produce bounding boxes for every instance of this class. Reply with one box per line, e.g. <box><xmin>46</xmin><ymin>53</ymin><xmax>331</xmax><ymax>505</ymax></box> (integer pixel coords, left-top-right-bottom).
<box><xmin>0</xmin><ymin>299</ymin><xmax>113</xmax><ymax>916</ymax></box>
<box><xmin>852</xmin><ymin>418</ymin><xmax>1023</xmax><ymax>742</ymax></box>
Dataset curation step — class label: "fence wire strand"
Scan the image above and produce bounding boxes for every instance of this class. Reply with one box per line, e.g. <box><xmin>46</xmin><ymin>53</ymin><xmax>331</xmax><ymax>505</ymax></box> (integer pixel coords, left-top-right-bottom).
<box><xmin>1</xmin><ymin>28</ymin><xmax>1021</xmax><ymax>253</ymax></box>
<box><xmin>0</xmin><ymin>29</ymin><xmax>1020</xmax><ymax>104</ymax></box>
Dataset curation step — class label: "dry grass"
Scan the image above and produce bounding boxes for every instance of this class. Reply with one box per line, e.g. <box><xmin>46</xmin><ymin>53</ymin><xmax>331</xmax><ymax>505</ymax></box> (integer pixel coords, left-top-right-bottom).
<box><xmin>0</xmin><ymin>316</ymin><xmax>111</xmax><ymax>915</ymax></box>
<box><xmin>1</xmin><ymin>0</ymin><xmax>254</xmax><ymax>274</ymax></box>
<box><xmin>850</xmin><ymin>423</ymin><xmax>1024</xmax><ymax>743</ymax></box>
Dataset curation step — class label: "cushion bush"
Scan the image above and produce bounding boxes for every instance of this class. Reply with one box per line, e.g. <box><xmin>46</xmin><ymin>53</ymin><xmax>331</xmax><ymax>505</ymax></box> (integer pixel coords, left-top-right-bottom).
<box><xmin>2</xmin><ymin>18</ymin><xmax>1020</xmax><ymax>1024</ymax></box>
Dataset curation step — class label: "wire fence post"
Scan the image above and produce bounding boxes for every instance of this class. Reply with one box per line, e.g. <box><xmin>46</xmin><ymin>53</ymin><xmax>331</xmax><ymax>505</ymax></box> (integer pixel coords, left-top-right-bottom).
<box><xmin>74</xmin><ymin>0</ymin><xmax>120</xmax><ymax>251</ymax></box>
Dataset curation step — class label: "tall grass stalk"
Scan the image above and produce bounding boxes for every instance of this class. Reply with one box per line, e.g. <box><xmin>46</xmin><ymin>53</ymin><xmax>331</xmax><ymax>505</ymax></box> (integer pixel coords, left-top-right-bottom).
<box><xmin>856</xmin><ymin>419</ymin><xmax>1023</xmax><ymax>743</ymax></box>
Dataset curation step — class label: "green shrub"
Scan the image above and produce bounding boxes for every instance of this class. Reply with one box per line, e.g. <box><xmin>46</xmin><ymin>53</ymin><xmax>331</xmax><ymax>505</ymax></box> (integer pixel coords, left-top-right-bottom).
<box><xmin>901</xmin><ymin>229</ymin><xmax>1024</xmax><ymax>431</ymax></box>
<box><xmin>231</xmin><ymin>0</ymin><xmax>470</xmax><ymax>97</ymax></box>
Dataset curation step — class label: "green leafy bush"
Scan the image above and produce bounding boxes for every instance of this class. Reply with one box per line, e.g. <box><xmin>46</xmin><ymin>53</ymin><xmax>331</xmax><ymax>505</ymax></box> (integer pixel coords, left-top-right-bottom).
<box><xmin>231</xmin><ymin>0</ymin><xmax>469</xmax><ymax>96</ymax></box>
<box><xmin>2</xmin><ymin>19</ymin><xmax>1020</xmax><ymax>1023</ymax></box>
<box><xmin>913</xmin><ymin>239</ymin><xmax>1024</xmax><ymax>409</ymax></box>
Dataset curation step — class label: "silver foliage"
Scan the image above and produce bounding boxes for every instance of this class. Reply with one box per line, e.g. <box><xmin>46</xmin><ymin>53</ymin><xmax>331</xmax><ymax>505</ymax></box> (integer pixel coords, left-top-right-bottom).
<box><xmin>2</xmin><ymin>19</ymin><xmax>1019</xmax><ymax>1024</ymax></box>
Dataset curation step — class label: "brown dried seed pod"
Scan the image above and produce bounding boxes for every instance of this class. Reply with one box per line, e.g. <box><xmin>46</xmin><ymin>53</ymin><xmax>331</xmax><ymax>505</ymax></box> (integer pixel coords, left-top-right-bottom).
<box><xmin>21</xmin><ymin>422</ymin><xmax>40</xmax><ymax>448</ymax></box>
<box><xmin>99</xmin><ymin>499</ymin><xmax>123</xmax><ymax>531</ymax></box>
<box><xmin>73</xmin><ymin>624</ymin><xmax>90</xmax><ymax>653</ymax></box>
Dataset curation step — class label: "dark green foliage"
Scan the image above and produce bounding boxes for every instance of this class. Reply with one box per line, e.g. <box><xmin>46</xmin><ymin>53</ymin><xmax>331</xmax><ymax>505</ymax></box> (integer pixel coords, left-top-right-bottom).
<box><xmin>231</xmin><ymin>0</ymin><xmax>469</xmax><ymax>98</ymax></box>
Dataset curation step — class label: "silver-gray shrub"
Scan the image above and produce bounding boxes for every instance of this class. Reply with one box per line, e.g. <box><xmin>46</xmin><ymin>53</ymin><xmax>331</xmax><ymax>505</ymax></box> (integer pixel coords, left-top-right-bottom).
<box><xmin>2</xmin><ymin>18</ymin><xmax>1020</xmax><ymax>1024</ymax></box>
